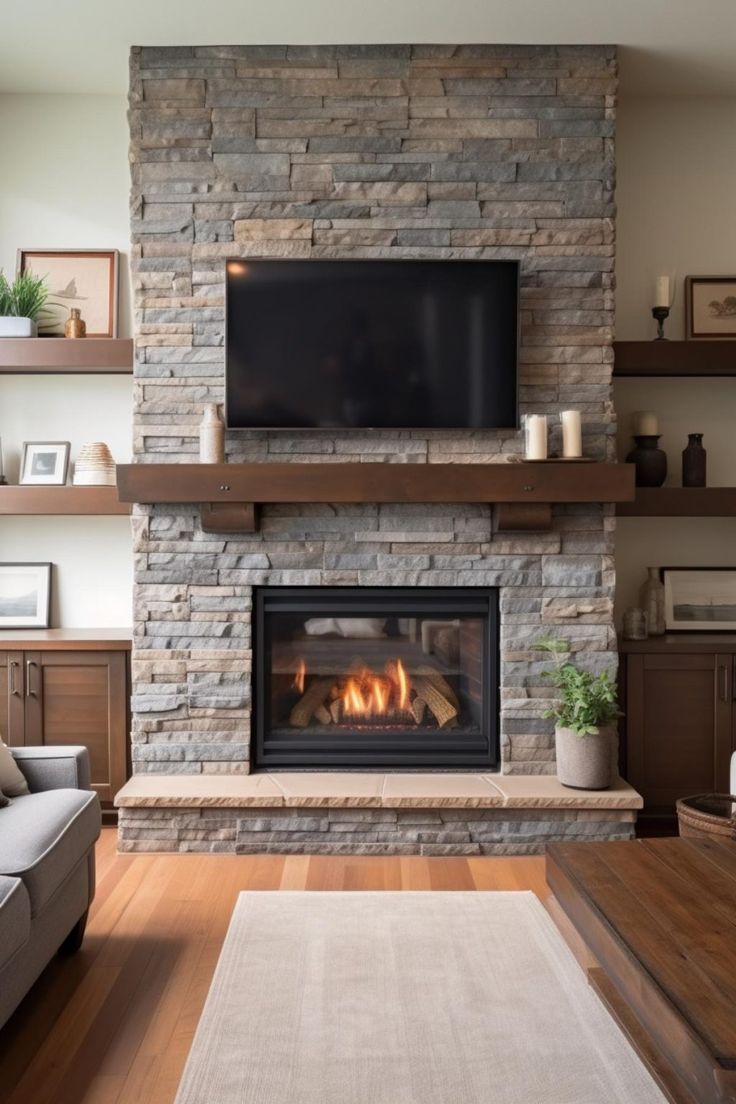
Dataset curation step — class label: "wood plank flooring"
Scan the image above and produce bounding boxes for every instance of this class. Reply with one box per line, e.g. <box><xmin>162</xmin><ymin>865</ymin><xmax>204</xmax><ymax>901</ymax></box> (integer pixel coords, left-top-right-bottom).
<box><xmin>0</xmin><ymin>829</ymin><xmax>593</xmax><ymax>1104</ymax></box>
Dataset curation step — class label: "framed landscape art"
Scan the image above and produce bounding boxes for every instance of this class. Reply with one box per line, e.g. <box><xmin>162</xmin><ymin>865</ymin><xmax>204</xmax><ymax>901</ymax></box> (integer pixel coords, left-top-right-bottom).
<box><xmin>685</xmin><ymin>276</ymin><xmax>736</xmax><ymax>340</ymax></box>
<box><xmin>662</xmin><ymin>567</ymin><xmax>736</xmax><ymax>631</ymax></box>
<box><xmin>0</xmin><ymin>563</ymin><xmax>52</xmax><ymax>629</ymax></box>
<box><xmin>18</xmin><ymin>249</ymin><xmax>119</xmax><ymax>337</ymax></box>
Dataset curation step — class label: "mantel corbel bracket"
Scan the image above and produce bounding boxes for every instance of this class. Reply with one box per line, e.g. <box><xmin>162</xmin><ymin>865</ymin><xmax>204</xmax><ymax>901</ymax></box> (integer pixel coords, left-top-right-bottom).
<box><xmin>494</xmin><ymin>503</ymin><xmax>553</xmax><ymax>532</ymax></box>
<box><xmin>200</xmin><ymin>502</ymin><xmax>259</xmax><ymax>533</ymax></box>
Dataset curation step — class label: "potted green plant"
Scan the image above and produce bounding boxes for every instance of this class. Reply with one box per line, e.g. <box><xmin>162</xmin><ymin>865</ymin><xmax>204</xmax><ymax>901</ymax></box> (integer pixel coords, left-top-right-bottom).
<box><xmin>0</xmin><ymin>271</ymin><xmax>49</xmax><ymax>337</ymax></box>
<box><xmin>536</xmin><ymin>637</ymin><xmax>620</xmax><ymax>790</ymax></box>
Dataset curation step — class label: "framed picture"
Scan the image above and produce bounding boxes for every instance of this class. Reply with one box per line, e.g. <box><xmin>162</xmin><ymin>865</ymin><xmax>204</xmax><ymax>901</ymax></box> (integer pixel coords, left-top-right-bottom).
<box><xmin>0</xmin><ymin>563</ymin><xmax>52</xmax><ymax>629</ymax></box>
<box><xmin>20</xmin><ymin>441</ymin><xmax>70</xmax><ymax>486</ymax></box>
<box><xmin>685</xmin><ymin>276</ymin><xmax>736</xmax><ymax>340</ymax></box>
<box><xmin>17</xmin><ymin>249</ymin><xmax>119</xmax><ymax>338</ymax></box>
<box><xmin>662</xmin><ymin>567</ymin><xmax>736</xmax><ymax>631</ymax></box>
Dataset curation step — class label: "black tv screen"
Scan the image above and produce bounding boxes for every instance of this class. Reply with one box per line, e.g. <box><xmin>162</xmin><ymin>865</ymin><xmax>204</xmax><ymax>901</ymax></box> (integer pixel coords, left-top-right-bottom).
<box><xmin>225</xmin><ymin>259</ymin><xmax>519</xmax><ymax>430</ymax></box>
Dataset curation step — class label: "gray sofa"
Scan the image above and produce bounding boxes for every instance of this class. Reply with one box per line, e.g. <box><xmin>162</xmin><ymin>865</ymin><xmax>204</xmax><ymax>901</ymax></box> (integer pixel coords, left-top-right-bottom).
<box><xmin>0</xmin><ymin>746</ymin><xmax>101</xmax><ymax>1029</ymax></box>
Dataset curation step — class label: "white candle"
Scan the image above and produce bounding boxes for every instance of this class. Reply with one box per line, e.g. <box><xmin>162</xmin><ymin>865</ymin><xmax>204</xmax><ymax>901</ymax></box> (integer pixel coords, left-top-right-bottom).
<box><xmin>654</xmin><ymin>276</ymin><xmax>670</xmax><ymax>308</ymax></box>
<box><xmin>633</xmin><ymin>411</ymin><xmax>659</xmax><ymax>436</ymax></box>
<box><xmin>560</xmin><ymin>410</ymin><xmax>582</xmax><ymax>458</ymax></box>
<box><xmin>525</xmin><ymin>414</ymin><xmax>548</xmax><ymax>460</ymax></box>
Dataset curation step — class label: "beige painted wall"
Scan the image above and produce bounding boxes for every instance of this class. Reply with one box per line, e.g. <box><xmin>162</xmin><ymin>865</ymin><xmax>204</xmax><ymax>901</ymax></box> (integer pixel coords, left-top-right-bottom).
<box><xmin>614</xmin><ymin>95</ymin><xmax>736</xmax><ymax>621</ymax></box>
<box><xmin>0</xmin><ymin>94</ymin><xmax>133</xmax><ymax>628</ymax></box>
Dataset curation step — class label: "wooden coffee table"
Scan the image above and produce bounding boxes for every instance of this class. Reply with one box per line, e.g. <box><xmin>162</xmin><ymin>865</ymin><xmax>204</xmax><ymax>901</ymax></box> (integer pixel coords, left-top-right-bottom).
<box><xmin>547</xmin><ymin>838</ymin><xmax>736</xmax><ymax>1104</ymax></box>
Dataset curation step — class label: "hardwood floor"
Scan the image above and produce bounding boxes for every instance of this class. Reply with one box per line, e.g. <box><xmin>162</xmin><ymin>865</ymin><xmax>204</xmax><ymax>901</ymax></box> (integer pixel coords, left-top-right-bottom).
<box><xmin>0</xmin><ymin>829</ymin><xmax>592</xmax><ymax>1104</ymax></box>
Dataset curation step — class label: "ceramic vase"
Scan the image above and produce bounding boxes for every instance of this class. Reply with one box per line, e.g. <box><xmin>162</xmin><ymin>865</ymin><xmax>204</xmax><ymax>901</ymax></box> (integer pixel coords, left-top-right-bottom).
<box><xmin>199</xmin><ymin>403</ymin><xmax>225</xmax><ymax>463</ymax></box>
<box><xmin>682</xmin><ymin>433</ymin><xmax>706</xmax><ymax>487</ymax></box>
<box><xmin>625</xmin><ymin>434</ymin><xmax>667</xmax><ymax>488</ymax></box>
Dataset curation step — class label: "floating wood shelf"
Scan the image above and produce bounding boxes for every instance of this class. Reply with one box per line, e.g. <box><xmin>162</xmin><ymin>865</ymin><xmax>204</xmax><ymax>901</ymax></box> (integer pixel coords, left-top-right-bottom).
<box><xmin>117</xmin><ymin>461</ymin><xmax>635</xmax><ymax>533</ymax></box>
<box><xmin>613</xmin><ymin>340</ymin><xmax>736</xmax><ymax>378</ymax></box>
<box><xmin>617</xmin><ymin>487</ymin><xmax>736</xmax><ymax>517</ymax></box>
<box><xmin>0</xmin><ymin>486</ymin><xmax>130</xmax><ymax>516</ymax></box>
<box><xmin>0</xmin><ymin>337</ymin><xmax>133</xmax><ymax>374</ymax></box>
<box><xmin>0</xmin><ymin>628</ymin><xmax>131</xmax><ymax>650</ymax></box>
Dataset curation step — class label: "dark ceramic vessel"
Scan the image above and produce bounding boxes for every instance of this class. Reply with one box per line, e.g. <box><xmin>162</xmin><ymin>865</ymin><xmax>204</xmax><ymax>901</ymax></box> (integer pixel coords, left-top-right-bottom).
<box><xmin>626</xmin><ymin>434</ymin><xmax>667</xmax><ymax>488</ymax></box>
<box><xmin>682</xmin><ymin>433</ymin><xmax>706</xmax><ymax>487</ymax></box>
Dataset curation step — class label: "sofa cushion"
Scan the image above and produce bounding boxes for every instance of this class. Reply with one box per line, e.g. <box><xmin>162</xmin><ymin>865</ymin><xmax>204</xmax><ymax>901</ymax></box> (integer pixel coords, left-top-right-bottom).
<box><xmin>0</xmin><ymin>740</ymin><xmax>29</xmax><ymax>797</ymax></box>
<box><xmin>0</xmin><ymin>875</ymin><xmax>30</xmax><ymax>965</ymax></box>
<box><xmin>0</xmin><ymin>790</ymin><xmax>100</xmax><ymax>916</ymax></box>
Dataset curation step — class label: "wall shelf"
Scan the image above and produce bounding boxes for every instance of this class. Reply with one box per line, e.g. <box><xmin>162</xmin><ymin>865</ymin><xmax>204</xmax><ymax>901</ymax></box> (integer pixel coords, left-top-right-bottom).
<box><xmin>617</xmin><ymin>487</ymin><xmax>736</xmax><ymax>517</ymax></box>
<box><xmin>117</xmin><ymin>461</ymin><xmax>635</xmax><ymax>534</ymax></box>
<box><xmin>0</xmin><ymin>485</ymin><xmax>130</xmax><ymax>516</ymax></box>
<box><xmin>613</xmin><ymin>340</ymin><xmax>736</xmax><ymax>378</ymax></box>
<box><xmin>0</xmin><ymin>337</ymin><xmax>133</xmax><ymax>374</ymax></box>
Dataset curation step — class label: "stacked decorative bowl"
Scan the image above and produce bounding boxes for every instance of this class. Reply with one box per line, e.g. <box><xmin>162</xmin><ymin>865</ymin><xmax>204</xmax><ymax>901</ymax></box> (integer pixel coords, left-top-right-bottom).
<box><xmin>73</xmin><ymin>442</ymin><xmax>116</xmax><ymax>486</ymax></box>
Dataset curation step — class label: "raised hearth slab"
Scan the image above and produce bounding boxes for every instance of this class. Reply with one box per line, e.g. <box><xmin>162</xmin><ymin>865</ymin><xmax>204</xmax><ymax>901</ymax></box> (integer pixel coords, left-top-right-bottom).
<box><xmin>116</xmin><ymin>774</ymin><xmax>640</xmax><ymax>855</ymax></box>
<box><xmin>116</xmin><ymin>772</ymin><xmax>642</xmax><ymax>811</ymax></box>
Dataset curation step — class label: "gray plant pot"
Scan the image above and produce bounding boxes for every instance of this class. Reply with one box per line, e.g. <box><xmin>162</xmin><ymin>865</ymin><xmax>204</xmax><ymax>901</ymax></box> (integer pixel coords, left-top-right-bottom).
<box><xmin>555</xmin><ymin>724</ymin><xmax>617</xmax><ymax>790</ymax></box>
<box><xmin>0</xmin><ymin>316</ymin><xmax>37</xmax><ymax>337</ymax></box>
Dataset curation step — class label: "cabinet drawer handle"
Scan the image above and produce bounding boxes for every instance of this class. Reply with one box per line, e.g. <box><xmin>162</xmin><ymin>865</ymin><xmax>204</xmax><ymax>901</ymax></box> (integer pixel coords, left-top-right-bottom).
<box><xmin>9</xmin><ymin>661</ymin><xmax>21</xmax><ymax>697</ymax></box>
<box><xmin>26</xmin><ymin>660</ymin><xmax>38</xmax><ymax>698</ymax></box>
<box><xmin>719</xmin><ymin>665</ymin><xmax>729</xmax><ymax>702</ymax></box>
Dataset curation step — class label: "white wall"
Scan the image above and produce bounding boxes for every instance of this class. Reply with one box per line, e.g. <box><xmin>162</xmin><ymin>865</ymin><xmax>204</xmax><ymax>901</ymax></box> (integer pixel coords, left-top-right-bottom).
<box><xmin>614</xmin><ymin>95</ymin><xmax>736</xmax><ymax>621</ymax></box>
<box><xmin>0</xmin><ymin>93</ymin><xmax>133</xmax><ymax>628</ymax></box>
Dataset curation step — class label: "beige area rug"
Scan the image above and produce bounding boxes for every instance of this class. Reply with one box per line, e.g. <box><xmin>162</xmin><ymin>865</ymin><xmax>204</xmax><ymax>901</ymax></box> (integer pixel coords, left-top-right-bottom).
<box><xmin>175</xmin><ymin>891</ymin><xmax>666</xmax><ymax>1104</ymax></box>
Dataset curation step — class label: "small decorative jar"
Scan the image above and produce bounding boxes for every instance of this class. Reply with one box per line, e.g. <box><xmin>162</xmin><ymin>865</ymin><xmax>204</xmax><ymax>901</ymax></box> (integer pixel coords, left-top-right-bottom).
<box><xmin>625</xmin><ymin>434</ymin><xmax>667</xmax><ymax>488</ymax></box>
<box><xmin>65</xmin><ymin>307</ymin><xmax>86</xmax><ymax>338</ymax></box>
<box><xmin>641</xmin><ymin>567</ymin><xmax>666</xmax><ymax>636</ymax></box>
<box><xmin>682</xmin><ymin>433</ymin><xmax>706</xmax><ymax>487</ymax></box>
<box><xmin>622</xmin><ymin>607</ymin><xmax>648</xmax><ymax>641</ymax></box>
<box><xmin>199</xmin><ymin>403</ymin><xmax>225</xmax><ymax>464</ymax></box>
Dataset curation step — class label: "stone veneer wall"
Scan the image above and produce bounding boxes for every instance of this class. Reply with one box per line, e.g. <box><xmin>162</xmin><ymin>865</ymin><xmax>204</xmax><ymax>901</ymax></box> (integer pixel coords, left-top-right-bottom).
<box><xmin>128</xmin><ymin>44</ymin><xmax>617</xmax><ymax>779</ymax></box>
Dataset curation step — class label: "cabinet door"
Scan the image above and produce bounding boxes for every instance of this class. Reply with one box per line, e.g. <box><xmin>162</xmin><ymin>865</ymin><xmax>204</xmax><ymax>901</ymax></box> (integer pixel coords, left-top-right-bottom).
<box><xmin>24</xmin><ymin>650</ymin><xmax>128</xmax><ymax>804</ymax></box>
<box><xmin>626</xmin><ymin>652</ymin><xmax>733</xmax><ymax>813</ymax></box>
<box><xmin>0</xmin><ymin>652</ymin><xmax>25</xmax><ymax>747</ymax></box>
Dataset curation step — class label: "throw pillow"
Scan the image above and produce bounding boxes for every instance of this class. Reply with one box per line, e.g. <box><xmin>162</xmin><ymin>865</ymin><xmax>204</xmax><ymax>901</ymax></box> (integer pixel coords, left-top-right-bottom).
<box><xmin>0</xmin><ymin>741</ymin><xmax>29</xmax><ymax>797</ymax></box>
<box><xmin>0</xmin><ymin>790</ymin><xmax>9</xmax><ymax>808</ymax></box>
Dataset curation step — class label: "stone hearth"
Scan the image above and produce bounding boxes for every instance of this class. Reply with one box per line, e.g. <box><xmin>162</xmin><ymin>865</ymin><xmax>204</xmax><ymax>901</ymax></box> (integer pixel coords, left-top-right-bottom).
<box><xmin>124</xmin><ymin>42</ymin><xmax>622</xmax><ymax>852</ymax></box>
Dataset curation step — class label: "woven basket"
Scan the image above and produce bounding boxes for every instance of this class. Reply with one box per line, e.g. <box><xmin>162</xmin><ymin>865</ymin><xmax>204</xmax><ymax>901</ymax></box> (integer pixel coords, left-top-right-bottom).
<box><xmin>676</xmin><ymin>794</ymin><xmax>736</xmax><ymax>841</ymax></box>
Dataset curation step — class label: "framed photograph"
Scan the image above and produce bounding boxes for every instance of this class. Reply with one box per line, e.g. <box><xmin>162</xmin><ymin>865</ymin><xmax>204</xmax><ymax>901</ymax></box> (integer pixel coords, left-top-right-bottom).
<box><xmin>0</xmin><ymin>563</ymin><xmax>52</xmax><ymax>629</ymax></box>
<box><xmin>685</xmin><ymin>276</ymin><xmax>736</xmax><ymax>340</ymax></box>
<box><xmin>20</xmin><ymin>441</ymin><xmax>70</xmax><ymax>486</ymax></box>
<box><xmin>662</xmin><ymin>567</ymin><xmax>736</xmax><ymax>631</ymax></box>
<box><xmin>17</xmin><ymin>249</ymin><xmax>119</xmax><ymax>338</ymax></box>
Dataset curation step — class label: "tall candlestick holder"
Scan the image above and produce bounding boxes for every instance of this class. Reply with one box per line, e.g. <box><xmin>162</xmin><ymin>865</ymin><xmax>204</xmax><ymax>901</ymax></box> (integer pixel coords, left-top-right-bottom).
<box><xmin>652</xmin><ymin>305</ymin><xmax>670</xmax><ymax>340</ymax></box>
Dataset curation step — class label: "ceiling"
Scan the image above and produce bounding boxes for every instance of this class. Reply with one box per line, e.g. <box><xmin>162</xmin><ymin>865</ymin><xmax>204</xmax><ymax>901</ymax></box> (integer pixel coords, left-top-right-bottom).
<box><xmin>2</xmin><ymin>0</ymin><xmax>736</xmax><ymax>96</ymax></box>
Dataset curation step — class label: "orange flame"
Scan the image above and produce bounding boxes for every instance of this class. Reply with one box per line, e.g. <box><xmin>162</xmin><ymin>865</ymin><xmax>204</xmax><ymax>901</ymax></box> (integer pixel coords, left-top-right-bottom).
<box><xmin>293</xmin><ymin>659</ymin><xmax>306</xmax><ymax>695</ymax></box>
<box><xmin>338</xmin><ymin>658</ymin><xmax>413</xmax><ymax>718</ymax></box>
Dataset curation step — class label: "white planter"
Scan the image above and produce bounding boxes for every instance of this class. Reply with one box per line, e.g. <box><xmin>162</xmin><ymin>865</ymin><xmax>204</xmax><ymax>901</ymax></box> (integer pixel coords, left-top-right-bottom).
<box><xmin>555</xmin><ymin>723</ymin><xmax>618</xmax><ymax>791</ymax></box>
<box><xmin>0</xmin><ymin>316</ymin><xmax>37</xmax><ymax>337</ymax></box>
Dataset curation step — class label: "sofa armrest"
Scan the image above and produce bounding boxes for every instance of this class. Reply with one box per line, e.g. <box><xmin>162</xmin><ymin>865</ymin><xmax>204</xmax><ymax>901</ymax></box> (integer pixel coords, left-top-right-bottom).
<box><xmin>10</xmin><ymin>747</ymin><xmax>91</xmax><ymax>792</ymax></box>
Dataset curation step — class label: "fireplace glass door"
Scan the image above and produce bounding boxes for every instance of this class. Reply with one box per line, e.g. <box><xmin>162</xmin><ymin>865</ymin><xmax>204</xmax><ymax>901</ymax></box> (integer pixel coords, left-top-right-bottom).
<box><xmin>254</xmin><ymin>588</ymin><xmax>499</xmax><ymax>769</ymax></box>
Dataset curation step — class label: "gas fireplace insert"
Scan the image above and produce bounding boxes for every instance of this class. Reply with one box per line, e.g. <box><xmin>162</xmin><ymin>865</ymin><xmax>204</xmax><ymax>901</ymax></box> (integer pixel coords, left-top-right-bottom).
<box><xmin>253</xmin><ymin>587</ymin><xmax>499</xmax><ymax>770</ymax></box>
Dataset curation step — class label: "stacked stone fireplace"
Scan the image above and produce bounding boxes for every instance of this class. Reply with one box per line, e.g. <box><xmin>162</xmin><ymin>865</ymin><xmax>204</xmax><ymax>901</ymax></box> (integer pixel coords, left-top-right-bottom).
<box><xmin>124</xmin><ymin>43</ymin><xmax>622</xmax><ymax>850</ymax></box>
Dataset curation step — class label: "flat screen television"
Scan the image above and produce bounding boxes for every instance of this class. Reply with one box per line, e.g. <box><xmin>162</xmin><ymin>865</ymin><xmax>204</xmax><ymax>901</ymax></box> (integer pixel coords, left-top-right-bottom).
<box><xmin>225</xmin><ymin>259</ymin><xmax>519</xmax><ymax>430</ymax></box>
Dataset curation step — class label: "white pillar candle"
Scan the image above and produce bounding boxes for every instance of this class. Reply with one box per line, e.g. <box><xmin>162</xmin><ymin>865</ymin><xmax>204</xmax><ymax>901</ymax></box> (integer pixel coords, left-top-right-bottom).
<box><xmin>525</xmin><ymin>414</ymin><xmax>548</xmax><ymax>460</ymax></box>
<box><xmin>633</xmin><ymin>411</ymin><xmax>659</xmax><ymax>436</ymax></box>
<box><xmin>654</xmin><ymin>276</ymin><xmax>670</xmax><ymax>308</ymax></box>
<box><xmin>560</xmin><ymin>410</ymin><xmax>582</xmax><ymax>458</ymax></box>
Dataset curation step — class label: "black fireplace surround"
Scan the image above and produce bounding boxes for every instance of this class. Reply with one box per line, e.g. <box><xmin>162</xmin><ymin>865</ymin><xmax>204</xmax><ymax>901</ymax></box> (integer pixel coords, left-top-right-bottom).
<box><xmin>253</xmin><ymin>587</ymin><xmax>499</xmax><ymax>770</ymax></box>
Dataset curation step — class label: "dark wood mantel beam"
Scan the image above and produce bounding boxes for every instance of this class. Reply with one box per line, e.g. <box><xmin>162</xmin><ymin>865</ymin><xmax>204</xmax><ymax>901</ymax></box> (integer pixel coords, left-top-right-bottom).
<box><xmin>116</xmin><ymin>462</ymin><xmax>634</xmax><ymax>534</ymax></box>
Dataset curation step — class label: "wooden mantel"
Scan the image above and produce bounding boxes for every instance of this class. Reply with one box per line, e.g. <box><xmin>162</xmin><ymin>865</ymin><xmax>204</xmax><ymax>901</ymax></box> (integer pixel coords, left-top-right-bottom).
<box><xmin>116</xmin><ymin>462</ymin><xmax>634</xmax><ymax>533</ymax></box>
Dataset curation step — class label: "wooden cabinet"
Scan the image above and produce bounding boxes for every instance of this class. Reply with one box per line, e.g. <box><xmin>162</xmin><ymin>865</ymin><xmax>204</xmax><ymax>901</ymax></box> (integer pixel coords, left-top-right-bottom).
<box><xmin>620</xmin><ymin>636</ymin><xmax>736</xmax><ymax>816</ymax></box>
<box><xmin>0</xmin><ymin>632</ymin><xmax>130</xmax><ymax>806</ymax></box>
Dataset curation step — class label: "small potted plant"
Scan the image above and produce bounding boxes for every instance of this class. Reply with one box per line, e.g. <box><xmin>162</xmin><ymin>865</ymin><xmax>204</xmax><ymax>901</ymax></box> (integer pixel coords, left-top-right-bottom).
<box><xmin>0</xmin><ymin>271</ymin><xmax>49</xmax><ymax>337</ymax></box>
<box><xmin>536</xmin><ymin>637</ymin><xmax>620</xmax><ymax>790</ymax></box>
